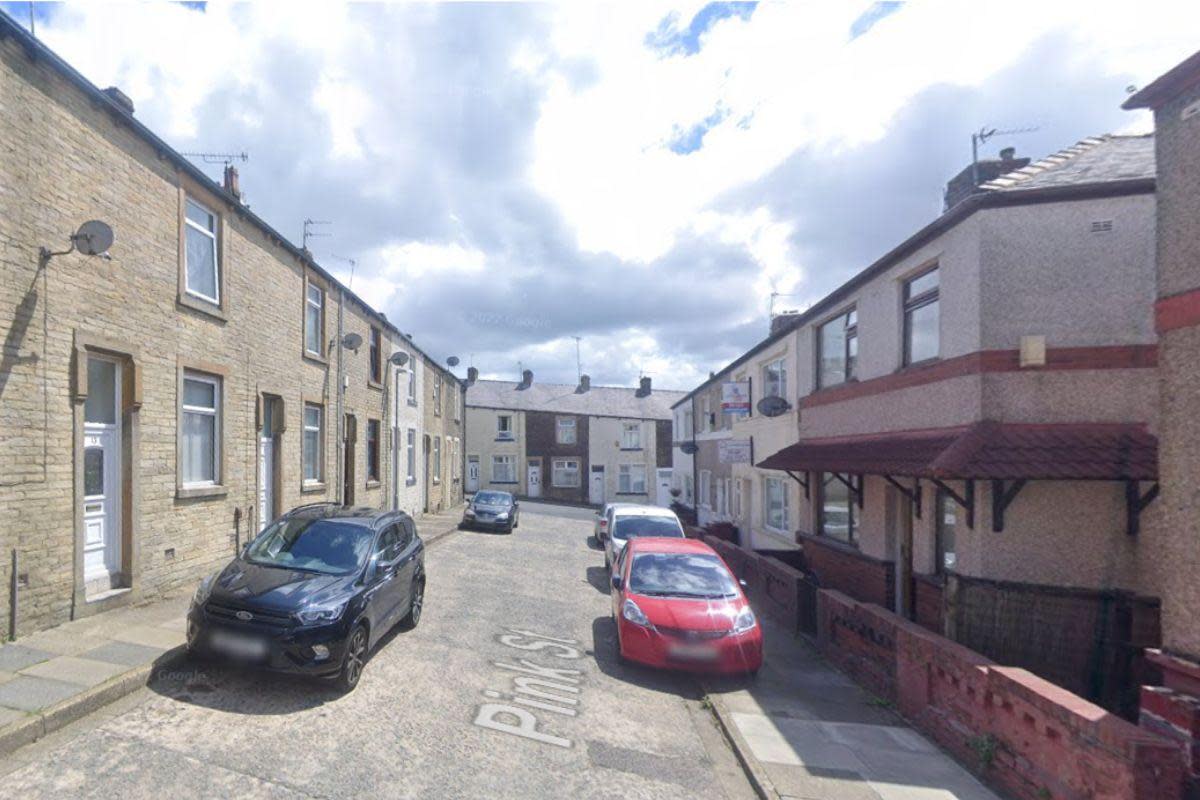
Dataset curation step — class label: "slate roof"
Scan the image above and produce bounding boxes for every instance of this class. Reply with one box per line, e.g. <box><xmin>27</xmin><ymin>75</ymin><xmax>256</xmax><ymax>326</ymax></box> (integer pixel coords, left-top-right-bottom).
<box><xmin>980</xmin><ymin>134</ymin><xmax>1155</xmax><ymax>192</ymax></box>
<box><xmin>466</xmin><ymin>380</ymin><xmax>687</xmax><ymax>420</ymax></box>
<box><xmin>757</xmin><ymin>421</ymin><xmax>1157</xmax><ymax>481</ymax></box>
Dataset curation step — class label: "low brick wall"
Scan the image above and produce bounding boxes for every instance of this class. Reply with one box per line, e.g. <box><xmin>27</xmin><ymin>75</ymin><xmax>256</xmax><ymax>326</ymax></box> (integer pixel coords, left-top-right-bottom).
<box><xmin>913</xmin><ymin>574</ymin><xmax>944</xmax><ymax>634</ymax></box>
<box><xmin>705</xmin><ymin>536</ymin><xmax>813</xmax><ymax>635</ymax></box>
<box><xmin>817</xmin><ymin>589</ymin><xmax>900</xmax><ymax>700</ymax></box>
<box><xmin>798</xmin><ymin>532</ymin><xmax>894</xmax><ymax>610</ymax></box>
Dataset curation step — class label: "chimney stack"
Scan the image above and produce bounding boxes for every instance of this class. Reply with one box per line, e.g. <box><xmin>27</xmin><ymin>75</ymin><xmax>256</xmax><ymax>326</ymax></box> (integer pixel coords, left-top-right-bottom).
<box><xmin>636</xmin><ymin>376</ymin><xmax>652</xmax><ymax>397</ymax></box>
<box><xmin>223</xmin><ymin>164</ymin><xmax>241</xmax><ymax>201</ymax></box>
<box><xmin>517</xmin><ymin>369</ymin><xmax>533</xmax><ymax>390</ymax></box>
<box><xmin>102</xmin><ymin>86</ymin><xmax>134</xmax><ymax>115</ymax></box>
<box><xmin>576</xmin><ymin>374</ymin><xmax>591</xmax><ymax>394</ymax></box>
<box><xmin>943</xmin><ymin>147</ymin><xmax>1031</xmax><ymax>210</ymax></box>
<box><xmin>466</xmin><ymin>366</ymin><xmax>479</xmax><ymax>386</ymax></box>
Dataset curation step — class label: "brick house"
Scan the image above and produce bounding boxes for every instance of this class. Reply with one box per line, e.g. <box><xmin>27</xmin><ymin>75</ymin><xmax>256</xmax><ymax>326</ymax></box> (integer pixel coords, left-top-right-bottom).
<box><xmin>418</xmin><ymin>350</ymin><xmax>465</xmax><ymax>514</ymax></box>
<box><xmin>0</xmin><ymin>14</ymin><xmax>445</xmax><ymax>636</ymax></box>
<box><xmin>1124</xmin><ymin>50</ymin><xmax>1200</xmax><ymax>795</ymax></box>
<box><xmin>464</xmin><ymin>372</ymin><xmax>682</xmax><ymax>506</ymax></box>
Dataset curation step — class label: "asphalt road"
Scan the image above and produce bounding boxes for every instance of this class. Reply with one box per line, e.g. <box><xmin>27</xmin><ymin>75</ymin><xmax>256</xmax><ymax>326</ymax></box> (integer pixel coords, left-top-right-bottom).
<box><xmin>0</xmin><ymin>502</ymin><xmax>754</xmax><ymax>799</ymax></box>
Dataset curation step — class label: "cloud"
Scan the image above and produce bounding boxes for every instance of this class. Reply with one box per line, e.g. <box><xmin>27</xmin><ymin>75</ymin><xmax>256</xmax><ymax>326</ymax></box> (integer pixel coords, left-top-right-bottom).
<box><xmin>13</xmin><ymin>0</ymin><xmax>1200</xmax><ymax>392</ymax></box>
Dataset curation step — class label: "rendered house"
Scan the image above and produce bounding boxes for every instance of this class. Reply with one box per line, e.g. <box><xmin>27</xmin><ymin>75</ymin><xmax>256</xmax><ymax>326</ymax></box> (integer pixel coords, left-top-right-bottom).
<box><xmin>465</xmin><ymin>372</ymin><xmax>682</xmax><ymax>506</ymax></box>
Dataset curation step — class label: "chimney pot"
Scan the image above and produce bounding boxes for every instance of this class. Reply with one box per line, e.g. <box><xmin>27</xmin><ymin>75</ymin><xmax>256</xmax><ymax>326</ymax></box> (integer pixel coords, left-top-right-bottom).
<box><xmin>102</xmin><ymin>86</ymin><xmax>134</xmax><ymax>115</ymax></box>
<box><xmin>223</xmin><ymin>164</ymin><xmax>241</xmax><ymax>200</ymax></box>
<box><xmin>1000</xmin><ymin>147</ymin><xmax>1016</xmax><ymax>160</ymax></box>
<box><xmin>636</xmin><ymin>376</ymin><xmax>652</xmax><ymax>397</ymax></box>
<box><xmin>517</xmin><ymin>369</ymin><xmax>533</xmax><ymax>389</ymax></box>
<box><xmin>576</xmin><ymin>374</ymin><xmax>591</xmax><ymax>393</ymax></box>
<box><xmin>467</xmin><ymin>366</ymin><xmax>479</xmax><ymax>385</ymax></box>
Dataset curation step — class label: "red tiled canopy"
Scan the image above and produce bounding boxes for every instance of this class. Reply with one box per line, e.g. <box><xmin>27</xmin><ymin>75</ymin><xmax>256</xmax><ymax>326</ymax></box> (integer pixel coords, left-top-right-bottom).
<box><xmin>756</xmin><ymin>421</ymin><xmax>1158</xmax><ymax>481</ymax></box>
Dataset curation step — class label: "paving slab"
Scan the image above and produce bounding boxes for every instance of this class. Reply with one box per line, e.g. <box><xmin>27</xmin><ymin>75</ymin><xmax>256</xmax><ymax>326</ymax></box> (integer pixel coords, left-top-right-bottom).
<box><xmin>0</xmin><ymin>675</ymin><xmax>83</xmax><ymax>712</ymax></box>
<box><xmin>770</xmin><ymin>764</ymin><xmax>884</xmax><ymax>800</ymax></box>
<box><xmin>110</xmin><ymin>624</ymin><xmax>185</xmax><ymax>650</ymax></box>
<box><xmin>18</xmin><ymin>629</ymin><xmax>111</xmax><ymax>657</ymax></box>
<box><xmin>80</xmin><ymin>640</ymin><xmax>167</xmax><ymax>667</ymax></box>
<box><xmin>0</xmin><ymin>644</ymin><xmax>53</xmax><ymax>672</ymax></box>
<box><xmin>22</xmin><ymin>656</ymin><xmax>130</xmax><ymax>688</ymax></box>
<box><xmin>0</xmin><ymin>706</ymin><xmax>26</xmax><ymax>728</ymax></box>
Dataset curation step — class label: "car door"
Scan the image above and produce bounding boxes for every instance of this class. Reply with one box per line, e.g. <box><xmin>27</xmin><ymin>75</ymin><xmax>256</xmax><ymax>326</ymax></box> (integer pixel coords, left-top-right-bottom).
<box><xmin>395</xmin><ymin>517</ymin><xmax>423</xmax><ymax>616</ymax></box>
<box><xmin>366</xmin><ymin>523</ymin><xmax>404</xmax><ymax>633</ymax></box>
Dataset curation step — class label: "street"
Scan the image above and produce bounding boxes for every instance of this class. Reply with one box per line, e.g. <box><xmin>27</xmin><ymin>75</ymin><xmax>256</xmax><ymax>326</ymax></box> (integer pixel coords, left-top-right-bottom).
<box><xmin>0</xmin><ymin>503</ymin><xmax>754</xmax><ymax>799</ymax></box>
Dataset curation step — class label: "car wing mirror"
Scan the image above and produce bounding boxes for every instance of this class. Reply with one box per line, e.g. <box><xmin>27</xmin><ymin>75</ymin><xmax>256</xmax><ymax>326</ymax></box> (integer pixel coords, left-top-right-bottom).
<box><xmin>611</xmin><ymin>575</ymin><xmax>623</xmax><ymax>591</ymax></box>
<box><xmin>739</xmin><ymin>578</ymin><xmax>748</xmax><ymax>589</ymax></box>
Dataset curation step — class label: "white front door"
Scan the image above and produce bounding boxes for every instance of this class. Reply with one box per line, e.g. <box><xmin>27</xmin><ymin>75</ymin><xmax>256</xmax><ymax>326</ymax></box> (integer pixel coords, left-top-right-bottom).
<box><xmin>467</xmin><ymin>457</ymin><xmax>480</xmax><ymax>492</ymax></box>
<box><xmin>258</xmin><ymin>436</ymin><xmax>274</xmax><ymax>529</ymax></box>
<box><xmin>527</xmin><ymin>462</ymin><xmax>541</xmax><ymax>498</ymax></box>
<box><xmin>82</xmin><ymin>356</ymin><xmax>121</xmax><ymax>588</ymax></box>
<box><xmin>656</xmin><ymin>468</ymin><xmax>673</xmax><ymax>507</ymax></box>
<box><xmin>590</xmin><ymin>467</ymin><xmax>605</xmax><ymax>505</ymax></box>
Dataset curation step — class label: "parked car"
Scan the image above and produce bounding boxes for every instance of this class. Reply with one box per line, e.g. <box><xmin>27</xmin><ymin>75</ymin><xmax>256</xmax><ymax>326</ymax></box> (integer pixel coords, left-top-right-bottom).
<box><xmin>462</xmin><ymin>490</ymin><xmax>520</xmax><ymax>533</ymax></box>
<box><xmin>594</xmin><ymin>502</ymin><xmax>635</xmax><ymax>543</ymax></box>
<box><xmin>610</xmin><ymin>537</ymin><xmax>762</xmax><ymax>675</ymax></box>
<box><xmin>186</xmin><ymin>504</ymin><xmax>425</xmax><ymax>692</ymax></box>
<box><xmin>604</xmin><ymin>504</ymin><xmax>685</xmax><ymax>571</ymax></box>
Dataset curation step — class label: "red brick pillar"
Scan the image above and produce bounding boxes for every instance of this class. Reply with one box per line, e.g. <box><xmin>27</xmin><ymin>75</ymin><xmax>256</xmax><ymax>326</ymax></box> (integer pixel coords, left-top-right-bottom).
<box><xmin>1142</xmin><ymin>650</ymin><xmax>1200</xmax><ymax>798</ymax></box>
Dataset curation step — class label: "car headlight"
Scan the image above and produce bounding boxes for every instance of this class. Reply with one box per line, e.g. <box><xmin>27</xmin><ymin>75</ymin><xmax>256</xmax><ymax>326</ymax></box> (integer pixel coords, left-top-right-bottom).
<box><xmin>732</xmin><ymin>607</ymin><xmax>756</xmax><ymax>634</ymax></box>
<box><xmin>496</xmin><ymin>512</ymin><xmax>509</xmax><ymax>520</ymax></box>
<box><xmin>192</xmin><ymin>574</ymin><xmax>216</xmax><ymax>607</ymax></box>
<box><xmin>297</xmin><ymin>601</ymin><xmax>347</xmax><ymax>625</ymax></box>
<box><xmin>622</xmin><ymin>599</ymin><xmax>651</xmax><ymax>628</ymax></box>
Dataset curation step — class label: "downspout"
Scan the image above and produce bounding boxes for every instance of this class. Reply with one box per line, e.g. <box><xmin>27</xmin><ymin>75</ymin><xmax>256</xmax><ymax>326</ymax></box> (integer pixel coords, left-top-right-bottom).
<box><xmin>336</xmin><ymin>287</ymin><xmax>345</xmax><ymax>505</ymax></box>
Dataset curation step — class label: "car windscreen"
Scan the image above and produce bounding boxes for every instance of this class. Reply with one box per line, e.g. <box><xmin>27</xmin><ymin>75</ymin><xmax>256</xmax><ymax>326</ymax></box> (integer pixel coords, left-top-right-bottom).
<box><xmin>611</xmin><ymin>516</ymin><xmax>683</xmax><ymax>541</ymax></box>
<box><xmin>629</xmin><ymin>552</ymin><xmax>739</xmax><ymax>599</ymax></box>
<box><xmin>473</xmin><ymin>492</ymin><xmax>511</xmax><ymax>506</ymax></box>
<box><xmin>244</xmin><ymin>518</ymin><xmax>375</xmax><ymax>575</ymax></box>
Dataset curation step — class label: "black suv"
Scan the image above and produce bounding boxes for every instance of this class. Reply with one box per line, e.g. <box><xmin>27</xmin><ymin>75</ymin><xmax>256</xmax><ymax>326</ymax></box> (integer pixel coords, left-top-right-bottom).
<box><xmin>186</xmin><ymin>504</ymin><xmax>426</xmax><ymax>691</ymax></box>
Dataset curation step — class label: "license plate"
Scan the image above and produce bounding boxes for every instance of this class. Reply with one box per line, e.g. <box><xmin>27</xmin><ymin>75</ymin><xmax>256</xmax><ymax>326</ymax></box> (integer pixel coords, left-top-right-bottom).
<box><xmin>210</xmin><ymin>629</ymin><xmax>269</xmax><ymax>660</ymax></box>
<box><xmin>669</xmin><ymin>643</ymin><xmax>718</xmax><ymax>662</ymax></box>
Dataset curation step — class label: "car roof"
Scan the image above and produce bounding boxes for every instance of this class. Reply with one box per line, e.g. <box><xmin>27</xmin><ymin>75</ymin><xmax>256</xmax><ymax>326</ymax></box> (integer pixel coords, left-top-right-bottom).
<box><xmin>611</xmin><ymin>505</ymin><xmax>678</xmax><ymax>518</ymax></box>
<box><xmin>286</xmin><ymin>504</ymin><xmax>407</xmax><ymax>528</ymax></box>
<box><xmin>626</xmin><ymin>537</ymin><xmax>715</xmax><ymax>556</ymax></box>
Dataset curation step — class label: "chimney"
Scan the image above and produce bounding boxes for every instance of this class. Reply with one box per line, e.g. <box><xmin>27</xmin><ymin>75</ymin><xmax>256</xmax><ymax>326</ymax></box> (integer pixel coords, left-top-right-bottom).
<box><xmin>576</xmin><ymin>374</ymin><xmax>591</xmax><ymax>394</ymax></box>
<box><xmin>943</xmin><ymin>147</ymin><xmax>1031</xmax><ymax>210</ymax></box>
<box><xmin>223</xmin><ymin>164</ymin><xmax>241</xmax><ymax>201</ymax></box>
<box><xmin>770</xmin><ymin>311</ymin><xmax>802</xmax><ymax>336</ymax></box>
<box><xmin>466</xmin><ymin>366</ymin><xmax>479</xmax><ymax>386</ymax></box>
<box><xmin>517</xmin><ymin>369</ymin><xmax>533</xmax><ymax>390</ymax></box>
<box><xmin>102</xmin><ymin>86</ymin><xmax>134</xmax><ymax>115</ymax></box>
<box><xmin>636</xmin><ymin>376</ymin><xmax>652</xmax><ymax>397</ymax></box>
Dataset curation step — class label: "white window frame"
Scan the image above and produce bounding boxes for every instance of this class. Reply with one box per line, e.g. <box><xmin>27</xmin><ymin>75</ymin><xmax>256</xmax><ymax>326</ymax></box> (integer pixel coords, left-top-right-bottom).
<box><xmin>621</xmin><ymin>422</ymin><xmax>641</xmax><ymax>449</ymax></box>
<box><xmin>405</xmin><ymin>357</ymin><xmax>417</xmax><ymax>404</ymax></box>
<box><xmin>552</xmin><ymin>458</ymin><xmax>580</xmax><ymax>488</ymax></box>
<box><xmin>184</xmin><ymin>198</ymin><xmax>220</xmax><ymax>305</ymax></box>
<box><xmin>303</xmin><ymin>403</ymin><xmax>324</xmax><ymax>484</ymax></box>
<box><xmin>305</xmin><ymin>282</ymin><xmax>324</xmax><ymax>357</ymax></box>
<box><xmin>181</xmin><ymin>371</ymin><xmax>220</xmax><ymax>486</ymax></box>
<box><xmin>765</xmin><ymin>476</ymin><xmax>790</xmax><ymax>533</ymax></box>
<box><xmin>619</xmin><ymin>464</ymin><xmax>647</xmax><ymax>494</ymax></box>
<box><xmin>556</xmin><ymin>417</ymin><xmax>577</xmax><ymax>445</ymax></box>
<box><xmin>492</xmin><ymin>454</ymin><xmax>516</xmax><ymax>483</ymax></box>
<box><xmin>762</xmin><ymin>357</ymin><xmax>787</xmax><ymax>400</ymax></box>
<box><xmin>406</xmin><ymin>428</ymin><xmax>416</xmax><ymax>482</ymax></box>
<box><xmin>497</xmin><ymin>415</ymin><xmax>514</xmax><ymax>441</ymax></box>
<box><xmin>433</xmin><ymin>375</ymin><xmax>442</xmax><ymax>416</ymax></box>
<box><xmin>433</xmin><ymin>437</ymin><xmax>441</xmax><ymax>483</ymax></box>
<box><xmin>699</xmin><ymin>470</ymin><xmax>712</xmax><ymax>508</ymax></box>
<box><xmin>717</xmin><ymin>478</ymin><xmax>728</xmax><ymax>516</ymax></box>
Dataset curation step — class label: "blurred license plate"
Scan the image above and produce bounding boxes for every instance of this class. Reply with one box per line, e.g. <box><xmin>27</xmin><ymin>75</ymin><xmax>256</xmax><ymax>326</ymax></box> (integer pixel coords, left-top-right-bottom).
<box><xmin>210</xmin><ymin>630</ymin><xmax>268</xmax><ymax>660</ymax></box>
<box><xmin>669</xmin><ymin>643</ymin><xmax>718</xmax><ymax>662</ymax></box>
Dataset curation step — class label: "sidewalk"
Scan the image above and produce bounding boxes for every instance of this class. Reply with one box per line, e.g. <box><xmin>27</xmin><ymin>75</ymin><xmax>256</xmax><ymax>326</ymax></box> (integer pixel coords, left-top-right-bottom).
<box><xmin>0</xmin><ymin>504</ymin><xmax>464</xmax><ymax>758</ymax></box>
<box><xmin>705</xmin><ymin>618</ymin><xmax>1001</xmax><ymax>800</ymax></box>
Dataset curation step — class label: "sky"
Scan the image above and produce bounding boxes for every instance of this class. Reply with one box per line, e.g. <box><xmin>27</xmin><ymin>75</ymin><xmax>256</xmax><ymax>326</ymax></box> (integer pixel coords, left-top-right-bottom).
<box><xmin>4</xmin><ymin>1</ymin><xmax>1198</xmax><ymax>390</ymax></box>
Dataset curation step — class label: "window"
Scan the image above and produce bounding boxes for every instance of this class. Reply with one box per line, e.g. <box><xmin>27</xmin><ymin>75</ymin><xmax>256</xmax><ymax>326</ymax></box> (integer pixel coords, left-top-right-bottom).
<box><xmin>819</xmin><ymin>472</ymin><xmax>858</xmax><ymax>543</ymax></box>
<box><xmin>904</xmin><ymin>267</ymin><xmax>939</xmax><ymax>365</ymax></box>
<box><xmin>621</xmin><ymin>422</ymin><xmax>641</xmax><ymax>449</ymax></box>
<box><xmin>936</xmin><ymin>489</ymin><xmax>958</xmax><ymax>574</ymax></box>
<box><xmin>433</xmin><ymin>437</ymin><xmax>441</xmax><ymax>483</ymax></box>
<box><xmin>716</xmin><ymin>479</ymin><xmax>727</xmax><ymax>516</ymax></box>
<box><xmin>184</xmin><ymin>198</ymin><xmax>219</xmax><ymax>304</ymax></box>
<box><xmin>451</xmin><ymin>438</ymin><xmax>460</xmax><ymax>480</ymax></box>
<box><xmin>492</xmin><ymin>455</ymin><xmax>516</xmax><ymax>483</ymax></box>
<box><xmin>818</xmin><ymin>309</ymin><xmax>857</xmax><ymax>388</ymax></box>
<box><xmin>762</xmin><ymin>357</ymin><xmax>788</xmax><ymax>399</ymax></box>
<box><xmin>453</xmin><ymin>387</ymin><xmax>461</xmax><ymax>422</ymax></box>
<box><xmin>181</xmin><ymin>372</ymin><xmax>220</xmax><ymax>485</ymax></box>
<box><xmin>405</xmin><ymin>357</ymin><xmax>417</xmax><ymax>404</ymax></box>
<box><xmin>699</xmin><ymin>470</ymin><xmax>711</xmax><ymax>508</ymax></box>
<box><xmin>702</xmin><ymin>396</ymin><xmax>712</xmax><ymax>431</ymax></box>
<box><xmin>683</xmin><ymin>474</ymin><xmax>694</xmax><ymax>505</ymax></box>
<box><xmin>619</xmin><ymin>464</ymin><xmax>647</xmax><ymax>494</ymax></box>
<box><xmin>683</xmin><ymin>408</ymin><xmax>693</xmax><ymax>438</ymax></box>
<box><xmin>765</xmin><ymin>477</ymin><xmax>789</xmax><ymax>532</ymax></box>
<box><xmin>433</xmin><ymin>375</ymin><xmax>442</xmax><ymax>416</ymax></box>
<box><xmin>556</xmin><ymin>417</ymin><xmax>577</xmax><ymax>445</ymax></box>
<box><xmin>553</xmin><ymin>459</ymin><xmax>580</xmax><ymax>487</ymax></box>
<box><xmin>368</xmin><ymin>327</ymin><xmax>382</xmax><ymax>385</ymax></box>
<box><xmin>497</xmin><ymin>415</ymin><xmax>514</xmax><ymax>441</ymax></box>
<box><xmin>366</xmin><ymin>419</ymin><xmax>380</xmax><ymax>483</ymax></box>
<box><xmin>305</xmin><ymin>282</ymin><xmax>324</xmax><ymax>357</ymax></box>
<box><xmin>406</xmin><ymin>428</ymin><xmax>416</xmax><ymax>483</ymax></box>
<box><xmin>303</xmin><ymin>403</ymin><xmax>323</xmax><ymax>483</ymax></box>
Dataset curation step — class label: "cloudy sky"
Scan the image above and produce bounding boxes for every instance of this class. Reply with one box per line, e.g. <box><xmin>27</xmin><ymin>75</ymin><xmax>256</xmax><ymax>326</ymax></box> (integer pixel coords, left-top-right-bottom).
<box><xmin>5</xmin><ymin>1</ymin><xmax>1198</xmax><ymax>389</ymax></box>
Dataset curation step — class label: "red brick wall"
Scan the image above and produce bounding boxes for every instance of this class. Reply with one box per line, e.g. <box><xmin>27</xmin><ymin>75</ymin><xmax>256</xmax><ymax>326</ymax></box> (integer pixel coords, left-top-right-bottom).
<box><xmin>799</xmin><ymin>532</ymin><xmax>894</xmax><ymax>610</ymax></box>
<box><xmin>913</xmin><ymin>574</ymin><xmax>944</xmax><ymax>634</ymax></box>
<box><xmin>817</xmin><ymin>589</ymin><xmax>899</xmax><ymax>700</ymax></box>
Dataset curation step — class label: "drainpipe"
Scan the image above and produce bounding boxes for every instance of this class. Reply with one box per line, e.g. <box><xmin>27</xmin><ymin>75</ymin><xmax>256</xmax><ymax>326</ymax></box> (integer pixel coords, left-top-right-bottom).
<box><xmin>336</xmin><ymin>288</ymin><xmax>345</xmax><ymax>505</ymax></box>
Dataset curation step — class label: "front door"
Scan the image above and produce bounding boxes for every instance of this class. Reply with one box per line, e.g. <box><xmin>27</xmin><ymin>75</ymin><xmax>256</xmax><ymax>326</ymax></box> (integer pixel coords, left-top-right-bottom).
<box><xmin>656</xmin><ymin>468</ymin><xmax>673</xmax><ymax>507</ymax></box>
<box><xmin>527</xmin><ymin>461</ymin><xmax>541</xmax><ymax>498</ymax></box>
<box><xmin>467</xmin><ymin>456</ymin><xmax>480</xmax><ymax>492</ymax></box>
<box><xmin>590</xmin><ymin>466</ymin><xmax>605</xmax><ymax>505</ymax></box>
<box><xmin>343</xmin><ymin>414</ymin><xmax>356</xmax><ymax>506</ymax></box>
<box><xmin>893</xmin><ymin>491</ymin><xmax>915</xmax><ymax>620</ymax></box>
<box><xmin>258</xmin><ymin>397</ymin><xmax>276</xmax><ymax>530</ymax></box>
<box><xmin>83</xmin><ymin>356</ymin><xmax>122</xmax><ymax>591</ymax></box>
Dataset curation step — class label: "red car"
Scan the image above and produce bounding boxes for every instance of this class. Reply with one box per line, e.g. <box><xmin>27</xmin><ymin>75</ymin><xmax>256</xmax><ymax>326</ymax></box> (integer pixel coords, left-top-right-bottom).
<box><xmin>609</xmin><ymin>537</ymin><xmax>763</xmax><ymax>675</ymax></box>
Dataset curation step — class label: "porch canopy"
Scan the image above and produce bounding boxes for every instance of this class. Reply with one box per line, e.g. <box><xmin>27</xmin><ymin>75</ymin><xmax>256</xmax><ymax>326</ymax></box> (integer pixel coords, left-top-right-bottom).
<box><xmin>756</xmin><ymin>420</ymin><xmax>1158</xmax><ymax>533</ymax></box>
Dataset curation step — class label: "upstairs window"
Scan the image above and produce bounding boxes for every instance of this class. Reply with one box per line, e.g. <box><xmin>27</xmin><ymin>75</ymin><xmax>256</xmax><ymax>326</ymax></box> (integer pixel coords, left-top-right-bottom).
<box><xmin>762</xmin><ymin>357</ymin><xmax>788</xmax><ymax>399</ymax></box>
<box><xmin>557</xmin><ymin>417</ymin><xmax>577</xmax><ymax>444</ymax></box>
<box><xmin>904</xmin><ymin>267</ymin><xmax>940</xmax><ymax>365</ymax></box>
<box><xmin>621</xmin><ymin>422</ymin><xmax>641</xmax><ymax>449</ymax></box>
<box><xmin>818</xmin><ymin>309</ymin><xmax>857</xmax><ymax>388</ymax></box>
<box><xmin>433</xmin><ymin>375</ymin><xmax>442</xmax><ymax>416</ymax></box>
<box><xmin>406</xmin><ymin>358</ymin><xmax>417</xmax><ymax>403</ymax></box>
<box><xmin>366</xmin><ymin>419</ymin><xmax>380</xmax><ymax>483</ymax></box>
<box><xmin>683</xmin><ymin>408</ymin><xmax>693</xmax><ymax>438</ymax></box>
<box><xmin>305</xmin><ymin>282</ymin><xmax>325</xmax><ymax>357</ymax></box>
<box><xmin>368</xmin><ymin>327</ymin><xmax>382</xmax><ymax>385</ymax></box>
<box><xmin>497</xmin><ymin>415</ymin><xmax>514</xmax><ymax>441</ymax></box>
<box><xmin>184</xmin><ymin>199</ymin><xmax>220</xmax><ymax>304</ymax></box>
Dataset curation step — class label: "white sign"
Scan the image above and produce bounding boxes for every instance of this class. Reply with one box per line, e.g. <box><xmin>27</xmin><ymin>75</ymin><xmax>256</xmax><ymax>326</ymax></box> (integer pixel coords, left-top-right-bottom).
<box><xmin>721</xmin><ymin>381</ymin><xmax>751</xmax><ymax>416</ymax></box>
<box><xmin>719</xmin><ymin>438</ymin><xmax>752</xmax><ymax>464</ymax></box>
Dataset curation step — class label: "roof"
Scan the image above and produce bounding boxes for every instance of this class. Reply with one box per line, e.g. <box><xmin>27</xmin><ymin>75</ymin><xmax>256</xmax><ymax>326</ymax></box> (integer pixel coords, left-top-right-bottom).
<box><xmin>626</xmin><ymin>537</ymin><xmax>714</xmax><ymax>556</ymax></box>
<box><xmin>980</xmin><ymin>135</ymin><xmax>1155</xmax><ymax>192</ymax></box>
<box><xmin>756</xmin><ymin>421</ymin><xmax>1157</xmax><ymax>481</ymax></box>
<box><xmin>1124</xmin><ymin>50</ymin><xmax>1200</xmax><ymax>109</ymax></box>
<box><xmin>466</xmin><ymin>380</ymin><xmax>685</xmax><ymax>420</ymax></box>
<box><xmin>672</xmin><ymin>134</ymin><xmax>1156</xmax><ymax>409</ymax></box>
<box><xmin>612</xmin><ymin>505</ymin><xmax>680</xmax><ymax>518</ymax></box>
<box><xmin>0</xmin><ymin>11</ymin><xmax>457</xmax><ymax>379</ymax></box>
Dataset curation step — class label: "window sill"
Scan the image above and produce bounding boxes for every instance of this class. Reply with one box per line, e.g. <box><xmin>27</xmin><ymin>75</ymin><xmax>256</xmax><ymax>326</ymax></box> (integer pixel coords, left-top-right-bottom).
<box><xmin>616</xmin><ymin>492</ymin><xmax>647</xmax><ymax>497</ymax></box>
<box><xmin>176</xmin><ymin>483</ymin><xmax>228</xmax><ymax>500</ymax></box>
<box><xmin>552</xmin><ymin>484</ymin><xmax>582</xmax><ymax>490</ymax></box>
<box><xmin>406</xmin><ymin>477</ymin><xmax>417</xmax><ymax>486</ymax></box>
<box><xmin>407</xmin><ymin>399</ymin><xmax>419</xmax><ymax>408</ymax></box>
<box><xmin>897</xmin><ymin>356</ymin><xmax>940</xmax><ymax>372</ymax></box>
<box><xmin>301</xmin><ymin>481</ymin><xmax>327</xmax><ymax>494</ymax></box>
<box><xmin>303</xmin><ymin>350</ymin><xmax>329</xmax><ymax>367</ymax></box>
<box><xmin>367</xmin><ymin>380</ymin><xmax>383</xmax><ymax>392</ymax></box>
<box><xmin>365</xmin><ymin>479</ymin><xmax>381</xmax><ymax>489</ymax></box>
<box><xmin>491</xmin><ymin>481</ymin><xmax>519</xmax><ymax>485</ymax></box>
<box><xmin>620</xmin><ymin>447</ymin><xmax>643</xmax><ymax>452</ymax></box>
<box><xmin>495</xmin><ymin>438</ymin><xmax>516</xmax><ymax>443</ymax></box>
<box><xmin>176</xmin><ymin>293</ymin><xmax>227</xmax><ymax>323</ymax></box>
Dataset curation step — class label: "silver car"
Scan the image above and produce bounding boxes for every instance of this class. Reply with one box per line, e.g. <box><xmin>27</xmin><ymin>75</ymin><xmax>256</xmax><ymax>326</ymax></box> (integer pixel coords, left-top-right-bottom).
<box><xmin>594</xmin><ymin>502</ymin><xmax>635</xmax><ymax>543</ymax></box>
<box><xmin>603</xmin><ymin>505</ymin><xmax>685</xmax><ymax>571</ymax></box>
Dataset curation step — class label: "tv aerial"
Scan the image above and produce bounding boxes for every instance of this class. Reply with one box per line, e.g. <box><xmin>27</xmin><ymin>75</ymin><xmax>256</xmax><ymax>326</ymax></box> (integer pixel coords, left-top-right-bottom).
<box><xmin>180</xmin><ymin>151</ymin><xmax>248</xmax><ymax>166</ymax></box>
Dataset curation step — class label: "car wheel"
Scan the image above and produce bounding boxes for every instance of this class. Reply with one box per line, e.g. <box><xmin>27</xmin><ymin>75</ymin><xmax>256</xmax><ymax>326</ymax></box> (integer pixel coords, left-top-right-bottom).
<box><xmin>336</xmin><ymin>623</ymin><xmax>368</xmax><ymax>692</ymax></box>
<box><xmin>604</xmin><ymin>552</ymin><xmax>610</xmax><ymax>570</ymax></box>
<box><xmin>401</xmin><ymin>576</ymin><xmax>425</xmax><ymax>630</ymax></box>
<box><xmin>614</xmin><ymin>627</ymin><xmax>628</xmax><ymax>666</ymax></box>
<box><xmin>513</xmin><ymin>514</ymin><xmax>519</xmax><ymax>529</ymax></box>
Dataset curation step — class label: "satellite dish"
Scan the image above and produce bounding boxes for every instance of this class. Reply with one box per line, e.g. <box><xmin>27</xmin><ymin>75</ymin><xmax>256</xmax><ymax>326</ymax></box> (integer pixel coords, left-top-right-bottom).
<box><xmin>680</xmin><ymin>442</ymin><xmax>699</xmax><ymax>455</ymax></box>
<box><xmin>389</xmin><ymin>351</ymin><xmax>409</xmax><ymax>367</ymax></box>
<box><xmin>73</xmin><ymin>220</ymin><xmax>114</xmax><ymax>256</ymax></box>
<box><xmin>757</xmin><ymin>396</ymin><xmax>792</xmax><ymax>418</ymax></box>
<box><xmin>341</xmin><ymin>332</ymin><xmax>363</xmax><ymax>351</ymax></box>
<box><xmin>447</xmin><ymin>356</ymin><xmax>460</xmax><ymax>367</ymax></box>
